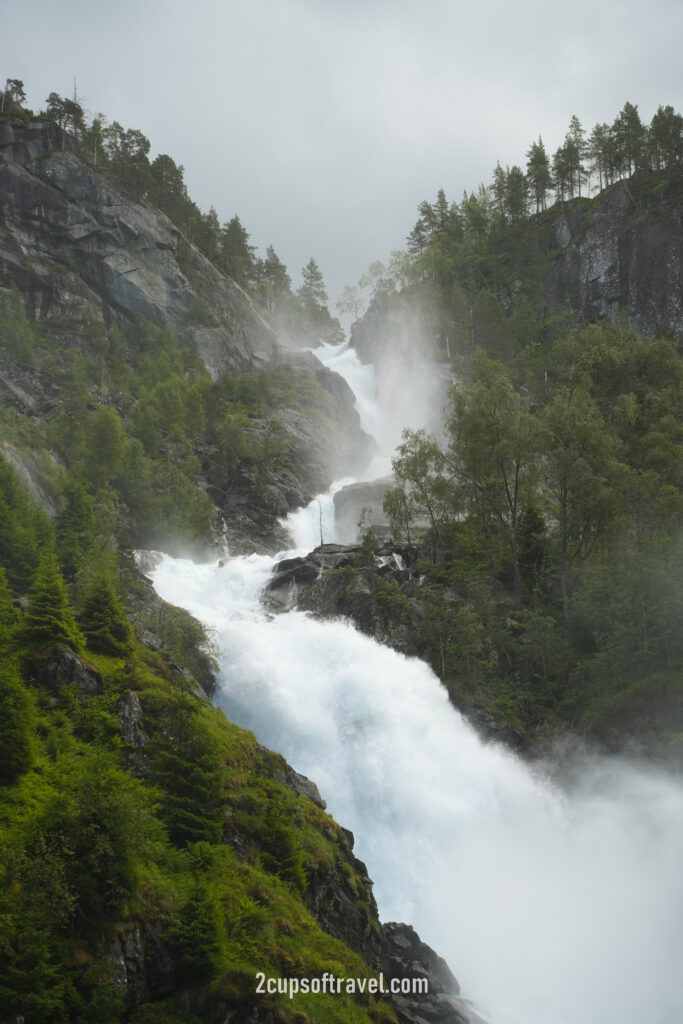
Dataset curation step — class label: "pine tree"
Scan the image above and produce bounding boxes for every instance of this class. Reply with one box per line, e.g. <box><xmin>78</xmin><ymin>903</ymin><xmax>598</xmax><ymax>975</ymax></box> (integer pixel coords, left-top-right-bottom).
<box><xmin>505</xmin><ymin>165</ymin><xmax>528</xmax><ymax>222</ymax></box>
<box><xmin>20</xmin><ymin>551</ymin><xmax>84</xmax><ymax>653</ymax></box>
<box><xmin>491</xmin><ymin>162</ymin><xmax>508</xmax><ymax>217</ymax></box>
<box><xmin>79</xmin><ymin>570</ymin><xmax>132</xmax><ymax>656</ymax></box>
<box><xmin>0</xmin><ymin>661</ymin><xmax>34</xmax><ymax>784</ymax></box>
<box><xmin>648</xmin><ymin>104</ymin><xmax>683</xmax><ymax>172</ymax></box>
<box><xmin>298</xmin><ymin>257</ymin><xmax>328</xmax><ymax>313</ymax></box>
<box><xmin>588</xmin><ymin>123</ymin><xmax>613</xmax><ymax>191</ymax></box>
<box><xmin>526</xmin><ymin>137</ymin><xmax>552</xmax><ymax>212</ymax></box>
<box><xmin>220</xmin><ymin>215</ymin><xmax>255</xmax><ymax>287</ymax></box>
<box><xmin>613</xmin><ymin>102</ymin><xmax>646</xmax><ymax>176</ymax></box>
<box><xmin>0</xmin><ymin>567</ymin><xmax>19</xmax><ymax>651</ymax></box>
<box><xmin>566</xmin><ymin>115</ymin><xmax>587</xmax><ymax>195</ymax></box>
<box><xmin>55</xmin><ymin>480</ymin><xmax>95</xmax><ymax>581</ymax></box>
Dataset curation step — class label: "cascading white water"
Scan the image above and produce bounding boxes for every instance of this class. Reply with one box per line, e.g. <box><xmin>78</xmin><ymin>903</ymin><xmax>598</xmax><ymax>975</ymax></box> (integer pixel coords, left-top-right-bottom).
<box><xmin>149</xmin><ymin>341</ymin><xmax>683</xmax><ymax>1024</ymax></box>
<box><xmin>311</xmin><ymin>339</ymin><xmax>380</xmax><ymax>439</ymax></box>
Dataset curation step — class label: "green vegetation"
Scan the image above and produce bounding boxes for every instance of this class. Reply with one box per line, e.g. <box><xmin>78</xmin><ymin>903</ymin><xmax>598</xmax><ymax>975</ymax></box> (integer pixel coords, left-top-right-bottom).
<box><xmin>0</xmin><ymin>457</ymin><xmax>392</xmax><ymax>1024</ymax></box>
<box><xmin>377</xmin><ymin>323</ymin><xmax>683</xmax><ymax>745</ymax></box>
<box><xmin>0</xmin><ymin>295</ymin><xmax>339</xmax><ymax>558</ymax></box>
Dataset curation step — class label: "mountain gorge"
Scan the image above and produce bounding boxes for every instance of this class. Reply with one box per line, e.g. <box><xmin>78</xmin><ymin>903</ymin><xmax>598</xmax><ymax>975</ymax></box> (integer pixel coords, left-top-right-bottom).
<box><xmin>1</xmin><ymin>88</ymin><xmax>682</xmax><ymax>1024</ymax></box>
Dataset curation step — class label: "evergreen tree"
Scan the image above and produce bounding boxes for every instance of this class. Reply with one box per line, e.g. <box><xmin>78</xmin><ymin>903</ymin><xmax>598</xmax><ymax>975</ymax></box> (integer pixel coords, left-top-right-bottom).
<box><xmin>433</xmin><ymin>187</ymin><xmax>450</xmax><ymax>234</ymax></box>
<box><xmin>149</xmin><ymin>695</ymin><xmax>224</xmax><ymax>846</ymax></box>
<box><xmin>256</xmin><ymin>244</ymin><xmax>292</xmax><ymax>312</ymax></box>
<box><xmin>566</xmin><ymin>114</ymin><xmax>587</xmax><ymax>195</ymax></box>
<box><xmin>168</xmin><ymin>881</ymin><xmax>222</xmax><ymax>982</ymax></box>
<box><xmin>407</xmin><ymin>217</ymin><xmax>429</xmax><ymax>258</ymax></box>
<box><xmin>648</xmin><ymin>104</ymin><xmax>683</xmax><ymax>172</ymax></box>
<box><xmin>505</xmin><ymin>165</ymin><xmax>528</xmax><ymax>222</ymax></box>
<box><xmin>296</xmin><ymin>258</ymin><xmax>343</xmax><ymax>342</ymax></box>
<box><xmin>0</xmin><ymin>568</ymin><xmax>19</xmax><ymax>650</ymax></box>
<box><xmin>79</xmin><ymin>570</ymin><xmax>132</xmax><ymax>656</ymax></box>
<box><xmin>1</xmin><ymin>78</ymin><xmax>26</xmax><ymax>112</ymax></box>
<box><xmin>221</xmin><ymin>215</ymin><xmax>255</xmax><ymax>288</ymax></box>
<box><xmin>55</xmin><ymin>480</ymin><xmax>96</xmax><ymax>581</ymax></box>
<box><xmin>0</xmin><ymin>459</ymin><xmax>52</xmax><ymax>592</ymax></box>
<box><xmin>0</xmin><ymin>661</ymin><xmax>34</xmax><ymax>784</ymax></box>
<box><xmin>149</xmin><ymin>153</ymin><xmax>189</xmax><ymax>219</ymax></box>
<box><xmin>613</xmin><ymin>101</ymin><xmax>646</xmax><ymax>176</ymax></box>
<box><xmin>588</xmin><ymin>123</ymin><xmax>614</xmax><ymax>191</ymax></box>
<box><xmin>20</xmin><ymin>551</ymin><xmax>84</xmax><ymax>653</ymax></box>
<box><xmin>491</xmin><ymin>162</ymin><xmax>508</xmax><ymax>217</ymax></box>
<box><xmin>83</xmin><ymin>405</ymin><xmax>127</xmax><ymax>490</ymax></box>
<box><xmin>298</xmin><ymin>257</ymin><xmax>328</xmax><ymax>313</ymax></box>
<box><xmin>552</xmin><ymin>142</ymin><xmax>571</xmax><ymax>201</ymax></box>
<box><xmin>526</xmin><ymin>137</ymin><xmax>552</xmax><ymax>212</ymax></box>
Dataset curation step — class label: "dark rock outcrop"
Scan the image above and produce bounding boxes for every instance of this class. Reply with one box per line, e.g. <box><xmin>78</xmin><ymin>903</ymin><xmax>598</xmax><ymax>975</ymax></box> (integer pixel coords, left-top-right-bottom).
<box><xmin>31</xmin><ymin>643</ymin><xmax>103</xmax><ymax>698</ymax></box>
<box><xmin>381</xmin><ymin>922</ymin><xmax>473</xmax><ymax>1024</ymax></box>
<box><xmin>265</xmin><ymin>754</ymin><xmax>327</xmax><ymax>809</ymax></box>
<box><xmin>263</xmin><ymin>543</ymin><xmax>363</xmax><ymax>611</ymax></box>
<box><xmin>117</xmin><ymin>689</ymin><xmax>149</xmax><ymax>748</ymax></box>
<box><xmin>540</xmin><ymin>179</ymin><xmax>683</xmax><ymax>336</ymax></box>
<box><xmin>106</xmin><ymin>923</ymin><xmax>174</xmax><ymax>1009</ymax></box>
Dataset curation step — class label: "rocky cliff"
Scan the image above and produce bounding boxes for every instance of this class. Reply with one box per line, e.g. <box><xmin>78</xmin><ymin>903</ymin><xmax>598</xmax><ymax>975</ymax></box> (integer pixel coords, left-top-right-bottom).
<box><xmin>530</xmin><ymin>176</ymin><xmax>682</xmax><ymax>337</ymax></box>
<box><xmin>0</xmin><ymin>119</ymin><xmax>278</xmax><ymax>377</ymax></box>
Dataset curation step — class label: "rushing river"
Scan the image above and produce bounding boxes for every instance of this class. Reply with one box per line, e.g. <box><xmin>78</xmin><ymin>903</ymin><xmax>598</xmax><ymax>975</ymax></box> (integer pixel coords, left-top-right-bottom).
<box><xmin>149</xmin><ymin>341</ymin><xmax>683</xmax><ymax>1024</ymax></box>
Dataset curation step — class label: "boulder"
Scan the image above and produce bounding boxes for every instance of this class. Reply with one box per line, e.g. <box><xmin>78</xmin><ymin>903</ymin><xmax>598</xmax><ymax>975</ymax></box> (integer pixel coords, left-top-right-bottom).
<box><xmin>32</xmin><ymin>643</ymin><xmax>103</xmax><ymax>698</ymax></box>
<box><xmin>273</xmin><ymin>760</ymin><xmax>326</xmax><ymax>809</ymax></box>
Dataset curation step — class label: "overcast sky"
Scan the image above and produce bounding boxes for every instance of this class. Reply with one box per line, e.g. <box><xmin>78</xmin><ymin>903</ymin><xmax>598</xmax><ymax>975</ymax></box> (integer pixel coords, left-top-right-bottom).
<box><xmin>3</xmin><ymin>0</ymin><xmax>682</xmax><ymax>306</ymax></box>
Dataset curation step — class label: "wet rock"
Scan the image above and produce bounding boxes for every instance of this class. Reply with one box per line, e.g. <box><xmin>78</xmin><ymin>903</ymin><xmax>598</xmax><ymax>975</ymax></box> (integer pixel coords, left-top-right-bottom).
<box><xmin>382</xmin><ymin>923</ymin><xmax>460</xmax><ymax>995</ymax></box>
<box><xmin>107</xmin><ymin>923</ymin><xmax>174</xmax><ymax>1009</ymax></box>
<box><xmin>381</xmin><ymin>924</ymin><xmax>471</xmax><ymax>1024</ymax></box>
<box><xmin>305</xmin><ymin>855</ymin><xmax>381</xmax><ymax>967</ymax></box>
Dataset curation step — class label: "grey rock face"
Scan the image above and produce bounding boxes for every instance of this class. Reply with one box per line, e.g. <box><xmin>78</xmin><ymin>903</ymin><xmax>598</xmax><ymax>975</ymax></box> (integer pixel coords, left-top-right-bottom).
<box><xmin>272</xmin><ymin>761</ymin><xmax>327</xmax><ymax>809</ymax></box>
<box><xmin>0</xmin><ymin>121</ymin><xmax>280</xmax><ymax>377</ymax></box>
<box><xmin>545</xmin><ymin>181</ymin><xmax>682</xmax><ymax>336</ymax></box>
<box><xmin>263</xmin><ymin>543</ymin><xmax>363</xmax><ymax>611</ymax></box>
<box><xmin>32</xmin><ymin>643</ymin><xmax>103</xmax><ymax>697</ymax></box>
<box><xmin>107</xmin><ymin>923</ymin><xmax>174</xmax><ymax>1008</ymax></box>
<box><xmin>117</xmin><ymin>690</ymin><xmax>149</xmax><ymax>748</ymax></box>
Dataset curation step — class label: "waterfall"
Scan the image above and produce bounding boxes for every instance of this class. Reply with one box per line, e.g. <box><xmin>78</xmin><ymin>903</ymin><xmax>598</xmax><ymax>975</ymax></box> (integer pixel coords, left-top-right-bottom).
<box><xmin>148</xmin><ymin>341</ymin><xmax>683</xmax><ymax>1024</ymax></box>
